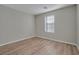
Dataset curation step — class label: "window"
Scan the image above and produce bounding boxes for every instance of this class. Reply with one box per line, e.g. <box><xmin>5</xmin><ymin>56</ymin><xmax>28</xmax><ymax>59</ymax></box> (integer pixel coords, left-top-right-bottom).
<box><xmin>45</xmin><ymin>15</ymin><xmax>55</xmax><ymax>33</ymax></box>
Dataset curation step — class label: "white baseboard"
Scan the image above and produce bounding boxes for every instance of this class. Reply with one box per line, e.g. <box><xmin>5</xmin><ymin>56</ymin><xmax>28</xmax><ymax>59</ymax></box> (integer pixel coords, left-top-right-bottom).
<box><xmin>0</xmin><ymin>35</ymin><xmax>78</xmax><ymax>48</ymax></box>
<box><xmin>0</xmin><ymin>36</ymin><xmax>35</xmax><ymax>46</ymax></box>
<box><xmin>37</xmin><ymin>36</ymin><xmax>77</xmax><ymax>46</ymax></box>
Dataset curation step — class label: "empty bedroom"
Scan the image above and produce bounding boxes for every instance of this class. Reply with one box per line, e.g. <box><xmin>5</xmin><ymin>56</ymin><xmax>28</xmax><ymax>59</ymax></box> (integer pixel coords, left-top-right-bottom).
<box><xmin>0</xmin><ymin>4</ymin><xmax>79</xmax><ymax>55</ymax></box>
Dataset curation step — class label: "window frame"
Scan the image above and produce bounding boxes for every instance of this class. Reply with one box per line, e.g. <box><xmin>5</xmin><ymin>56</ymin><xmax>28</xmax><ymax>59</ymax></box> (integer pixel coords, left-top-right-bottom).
<box><xmin>45</xmin><ymin>15</ymin><xmax>55</xmax><ymax>33</ymax></box>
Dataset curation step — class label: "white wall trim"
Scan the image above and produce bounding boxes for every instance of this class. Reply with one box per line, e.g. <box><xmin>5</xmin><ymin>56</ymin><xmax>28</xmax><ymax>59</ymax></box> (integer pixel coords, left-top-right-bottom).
<box><xmin>37</xmin><ymin>36</ymin><xmax>77</xmax><ymax>46</ymax></box>
<box><xmin>0</xmin><ymin>35</ymin><xmax>78</xmax><ymax>49</ymax></box>
<box><xmin>0</xmin><ymin>36</ymin><xmax>35</xmax><ymax>46</ymax></box>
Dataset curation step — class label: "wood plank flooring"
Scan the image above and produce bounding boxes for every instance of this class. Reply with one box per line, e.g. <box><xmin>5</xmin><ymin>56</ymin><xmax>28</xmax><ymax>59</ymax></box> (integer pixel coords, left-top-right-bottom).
<box><xmin>0</xmin><ymin>37</ymin><xmax>79</xmax><ymax>55</ymax></box>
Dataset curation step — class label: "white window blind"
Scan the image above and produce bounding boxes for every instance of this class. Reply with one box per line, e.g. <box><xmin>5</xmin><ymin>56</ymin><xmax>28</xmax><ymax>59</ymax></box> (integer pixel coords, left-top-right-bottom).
<box><xmin>45</xmin><ymin>15</ymin><xmax>55</xmax><ymax>33</ymax></box>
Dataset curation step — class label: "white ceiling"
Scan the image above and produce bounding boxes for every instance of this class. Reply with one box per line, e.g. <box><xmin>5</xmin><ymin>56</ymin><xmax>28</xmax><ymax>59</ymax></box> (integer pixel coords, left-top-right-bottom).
<box><xmin>3</xmin><ymin>4</ymin><xmax>74</xmax><ymax>15</ymax></box>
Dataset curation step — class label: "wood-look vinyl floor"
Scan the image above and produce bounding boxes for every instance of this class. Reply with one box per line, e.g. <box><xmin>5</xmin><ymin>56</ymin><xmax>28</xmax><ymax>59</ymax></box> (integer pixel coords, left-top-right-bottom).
<box><xmin>0</xmin><ymin>37</ymin><xmax>79</xmax><ymax>55</ymax></box>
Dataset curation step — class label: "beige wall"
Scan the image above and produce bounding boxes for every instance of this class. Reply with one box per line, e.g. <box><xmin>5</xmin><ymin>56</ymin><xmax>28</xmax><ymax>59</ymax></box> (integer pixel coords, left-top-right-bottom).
<box><xmin>35</xmin><ymin>5</ymin><xmax>77</xmax><ymax>44</ymax></box>
<box><xmin>77</xmin><ymin>5</ymin><xmax>79</xmax><ymax>46</ymax></box>
<box><xmin>0</xmin><ymin>5</ymin><xmax>35</xmax><ymax>45</ymax></box>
